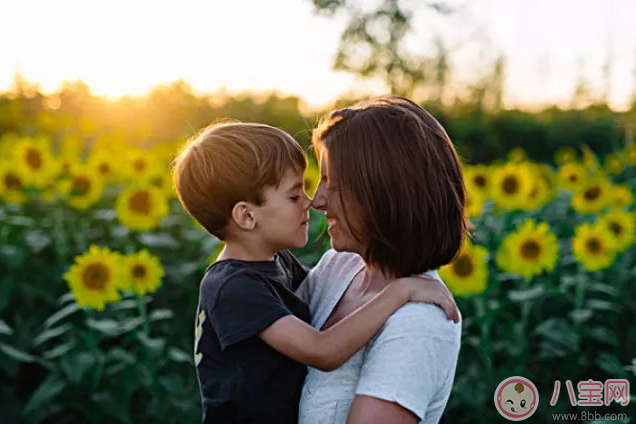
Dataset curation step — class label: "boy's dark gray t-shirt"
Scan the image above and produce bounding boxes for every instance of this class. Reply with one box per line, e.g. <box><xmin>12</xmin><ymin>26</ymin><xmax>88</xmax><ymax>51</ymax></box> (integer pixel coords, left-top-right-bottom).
<box><xmin>195</xmin><ymin>250</ymin><xmax>310</xmax><ymax>424</ymax></box>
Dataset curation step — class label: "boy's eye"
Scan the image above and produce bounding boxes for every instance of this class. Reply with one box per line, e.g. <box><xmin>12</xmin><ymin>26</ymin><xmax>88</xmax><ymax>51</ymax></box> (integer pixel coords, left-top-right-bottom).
<box><xmin>290</xmin><ymin>196</ymin><xmax>300</xmax><ymax>201</ymax></box>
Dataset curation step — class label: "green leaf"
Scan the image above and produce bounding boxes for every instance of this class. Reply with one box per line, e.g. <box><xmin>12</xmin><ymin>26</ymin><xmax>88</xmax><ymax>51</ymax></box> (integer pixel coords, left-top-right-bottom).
<box><xmin>45</xmin><ymin>303</ymin><xmax>79</xmax><ymax>328</ymax></box>
<box><xmin>25</xmin><ymin>230</ymin><xmax>52</xmax><ymax>253</ymax></box>
<box><xmin>587</xmin><ymin>299</ymin><xmax>617</xmax><ymax>311</ymax></box>
<box><xmin>4</xmin><ymin>215</ymin><xmax>36</xmax><ymax>227</ymax></box>
<box><xmin>42</xmin><ymin>340</ymin><xmax>75</xmax><ymax>360</ymax></box>
<box><xmin>23</xmin><ymin>375</ymin><xmax>65</xmax><ymax>416</ymax></box>
<box><xmin>168</xmin><ymin>346</ymin><xmax>192</xmax><ymax>364</ymax></box>
<box><xmin>137</xmin><ymin>233</ymin><xmax>180</xmax><ymax>249</ymax></box>
<box><xmin>149</xmin><ymin>309</ymin><xmax>174</xmax><ymax>321</ymax></box>
<box><xmin>588</xmin><ymin>327</ymin><xmax>618</xmax><ymax>347</ymax></box>
<box><xmin>61</xmin><ymin>352</ymin><xmax>96</xmax><ymax>384</ymax></box>
<box><xmin>0</xmin><ymin>343</ymin><xmax>36</xmax><ymax>363</ymax></box>
<box><xmin>137</xmin><ymin>334</ymin><xmax>166</xmax><ymax>355</ymax></box>
<box><xmin>589</xmin><ymin>282</ymin><xmax>619</xmax><ymax>297</ymax></box>
<box><xmin>33</xmin><ymin>323</ymin><xmax>73</xmax><ymax>346</ymax></box>
<box><xmin>508</xmin><ymin>284</ymin><xmax>544</xmax><ymax>302</ymax></box>
<box><xmin>570</xmin><ymin>309</ymin><xmax>592</xmax><ymax>323</ymax></box>
<box><xmin>534</xmin><ymin>318</ymin><xmax>579</xmax><ymax>353</ymax></box>
<box><xmin>55</xmin><ymin>292</ymin><xmax>76</xmax><ymax>305</ymax></box>
<box><xmin>119</xmin><ymin>316</ymin><xmax>145</xmax><ymax>333</ymax></box>
<box><xmin>86</xmin><ymin>318</ymin><xmax>120</xmax><ymax>337</ymax></box>
<box><xmin>0</xmin><ymin>319</ymin><xmax>13</xmax><ymax>336</ymax></box>
<box><xmin>111</xmin><ymin>299</ymin><xmax>139</xmax><ymax>311</ymax></box>
<box><xmin>0</xmin><ymin>244</ymin><xmax>26</xmax><ymax>269</ymax></box>
<box><xmin>596</xmin><ymin>353</ymin><xmax>629</xmax><ymax>379</ymax></box>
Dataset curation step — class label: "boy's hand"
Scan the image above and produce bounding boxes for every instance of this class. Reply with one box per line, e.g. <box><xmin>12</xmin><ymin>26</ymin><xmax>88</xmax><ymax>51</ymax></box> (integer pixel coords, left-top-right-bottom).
<box><xmin>393</xmin><ymin>275</ymin><xmax>461</xmax><ymax>323</ymax></box>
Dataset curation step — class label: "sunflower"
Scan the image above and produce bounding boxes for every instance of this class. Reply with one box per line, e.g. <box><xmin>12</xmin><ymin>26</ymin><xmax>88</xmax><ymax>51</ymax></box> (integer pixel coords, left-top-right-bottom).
<box><xmin>304</xmin><ymin>161</ymin><xmax>320</xmax><ymax>197</ymax></box>
<box><xmin>465</xmin><ymin>186</ymin><xmax>486</xmax><ymax>219</ymax></box>
<box><xmin>572</xmin><ymin>222</ymin><xmax>617</xmax><ymax>272</ymax></box>
<box><xmin>557</xmin><ymin>162</ymin><xmax>587</xmax><ymax>191</ymax></box>
<box><xmin>495</xmin><ymin>219</ymin><xmax>559</xmax><ymax>279</ymax></box>
<box><xmin>524</xmin><ymin>175</ymin><xmax>551</xmax><ymax>211</ymax></box>
<box><xmin>63</xmin><ymin>245</ymin><xmax>122</xmax><ymax>311</ymax></box>
<box><xmin>581</xmin><ymin>145</ymin><xmax>601</xmax><ymax>173</ymax></box>
<box><xmin>489</xmin><ymin>163</ymin><xmax>534</xmax><ymax>211</ymax></box>
<box><xmin>88</xmin><ymin>149</ymin><xmax>120</xmax><ymax>185</ymax></box>
<box><xmin>439</xmin><ymin>241</ymin><xmax>489</xmax><ymax>297</ymax></box>
<box><xmin>597</xmin><ymin>209</ymin><xmax>635</xmax><ymax>252</ymax></box>
<box><xmin>54</xmin><ymin>152</ymin><xmax>80</xmax><ymax>178</ymax></box>
<box><xmin>571</xmin><ymin>177</ymin><xmax>612</xmax><ymax>215</ymax></box>
<box><xmin>536</xmin><ymin>164</ymin><xmax>558</xmax><ymax>200</ymax></box>
<box><xmin>611</xmin><ymin>185</ymin><xmax>634</xmax><ymax>209</ymax></box>
<box><xmin>554</xmin><ymin>146</ymin><xmax>578</xmax><ymax>165</ymax></box>
<box><xmin>463</xmin><ymin>165</ymin><xmax>490</xmax><ymax>198</ymax></box>
<box><xmin>12</xmin><ymin>138</ymin><xmax>56</xmax><ymax>189</ymax></box>
<box><xmin>119</xmin><ymin>250</ymin><xmax>165</xmax><ymax>296</ymax></box>
<box><xmin>508</xmin><ymin>147</ymin><xmax>527</xmax><ymax>163</ymax></box>
<box><xmin>625</xmin><ymin>144</ymin><xmax>636</xmax><ymax>166</ymax></box>
<box><xmin>604</xmin><ymin>152</ymin><xmax>625</xmax><ymax>175</ymax></box>
<box><xmin>123</xmin><ymin>148</ymin><xmax>163</xmax><ymax>182</ymax></box>
<box><xmin>59</xmin><ymin>166</ymin><xmax>105</xmax><ymax>210</ymax></box>
<box><xmin>116</xmin><ymin>185</ymin><xmax>169</xmax><ymax>231</ymax></box>
<box><xmin>147</xmin><ymin>173</ymin><xmax>176</xmax><ymax>199</ymax></box>
<box><xmin>60</xmin><ymin>134</ymin><xmax>85</xmax><ymax>156</ymax></box>
<box><xmin>0</xmin><ymin>164</ymin><xmax>28</xmax><ymax>205</ymax></box>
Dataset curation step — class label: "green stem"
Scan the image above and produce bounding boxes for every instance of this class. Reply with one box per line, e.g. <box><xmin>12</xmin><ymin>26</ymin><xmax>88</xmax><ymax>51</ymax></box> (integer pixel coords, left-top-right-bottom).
<box><xmin>476</xmin><ymin>295</ymin><xmax>494</xmax><ymax>381</ymax></box>
<box><xmin>52</xmin><ymin>202</ymin><xmax>68</xmax><ymax>262</ymax></box>
<box><xmin>519</xmin><ymin>277</ymin><xmax>532</xmax><ymax>368</ymax></box>
<box><xmin>573</xmin><ymin>272</ymin><xmax>586</xmax><ymax>342</ymax></box>
<box><xmin>137</xmin><ymin>295</ymin><xmax>149</xmax><ymax>336</ymax></box>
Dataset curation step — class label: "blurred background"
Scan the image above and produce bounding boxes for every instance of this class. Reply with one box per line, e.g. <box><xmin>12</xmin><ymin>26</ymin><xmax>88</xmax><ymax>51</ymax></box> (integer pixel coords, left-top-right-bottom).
<box><xmin>1</xmin><ymin>0</ymin><xmax>635</xmax><ymax>423</ymax></box>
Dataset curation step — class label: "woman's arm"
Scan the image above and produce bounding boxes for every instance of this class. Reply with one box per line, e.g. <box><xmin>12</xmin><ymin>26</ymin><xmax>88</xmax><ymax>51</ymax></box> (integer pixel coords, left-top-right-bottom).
<box><xmin>259</xmin><ymin>277</ymin><xmax>458</xmax><ymax>371</ymax></box>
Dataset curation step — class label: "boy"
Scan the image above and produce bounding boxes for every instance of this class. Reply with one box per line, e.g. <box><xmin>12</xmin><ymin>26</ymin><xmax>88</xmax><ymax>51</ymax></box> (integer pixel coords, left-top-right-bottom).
<box><xmin>172</xmin><ymin>122</ymin><xmax>459</xmax><ymax>423</ymax></box>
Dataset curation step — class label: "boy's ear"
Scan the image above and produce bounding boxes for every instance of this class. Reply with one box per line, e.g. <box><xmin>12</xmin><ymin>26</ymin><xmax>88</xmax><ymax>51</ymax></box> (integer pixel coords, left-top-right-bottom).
<box><xmin>231</xmin><ymin>201</ymin><xmax>256</xmax><ymax>230</ymax></box>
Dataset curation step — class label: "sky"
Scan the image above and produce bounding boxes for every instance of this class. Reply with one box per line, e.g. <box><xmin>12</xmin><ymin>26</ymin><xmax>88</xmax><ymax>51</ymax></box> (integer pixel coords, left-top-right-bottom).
<box><xmin>0</xmin><ymin>0</ymin><xmax>635</xmax><ymax>111</ymax></box>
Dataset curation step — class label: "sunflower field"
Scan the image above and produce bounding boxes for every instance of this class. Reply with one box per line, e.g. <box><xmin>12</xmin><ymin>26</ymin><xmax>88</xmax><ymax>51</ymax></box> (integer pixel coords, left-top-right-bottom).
<box><xmin>1</xmin><ymin>93</ymin><xmax>636</xmax><ymax>423</ymax></box>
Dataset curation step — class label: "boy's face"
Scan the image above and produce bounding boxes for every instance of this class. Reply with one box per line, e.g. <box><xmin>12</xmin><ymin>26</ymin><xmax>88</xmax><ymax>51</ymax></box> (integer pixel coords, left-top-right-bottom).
<box><xmin>254</xmin><ymin>167</ymin><xmax>311</xmax><ymax>251</ymax></box>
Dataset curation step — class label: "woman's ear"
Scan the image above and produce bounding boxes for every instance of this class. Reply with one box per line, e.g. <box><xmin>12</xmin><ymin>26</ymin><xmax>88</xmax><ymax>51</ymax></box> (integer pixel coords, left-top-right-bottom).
<box><xmin>231</xmin><ymin>201</ymin><xmax>256</xmax><ymax>230</ymax></box>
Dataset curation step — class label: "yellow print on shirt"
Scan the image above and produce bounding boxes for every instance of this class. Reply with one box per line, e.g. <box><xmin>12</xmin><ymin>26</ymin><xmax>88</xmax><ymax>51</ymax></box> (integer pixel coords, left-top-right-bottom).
<box><xmin>194</xmin><ymin>310</ymin><xmax>206</xmax><ymax>366</ymax></box>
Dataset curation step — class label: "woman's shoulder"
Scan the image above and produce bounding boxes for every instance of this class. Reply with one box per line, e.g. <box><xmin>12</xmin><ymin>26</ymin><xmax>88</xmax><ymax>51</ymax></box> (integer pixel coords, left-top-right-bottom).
<box><xmin>378</xmin><ymin>274</ymin><xmax>462</xmax><ymax>344</ymax></box>
<box><xmin>312</xmin><ymin>249</ymin><xmax>364</xmax><ymax>274</ymax></box>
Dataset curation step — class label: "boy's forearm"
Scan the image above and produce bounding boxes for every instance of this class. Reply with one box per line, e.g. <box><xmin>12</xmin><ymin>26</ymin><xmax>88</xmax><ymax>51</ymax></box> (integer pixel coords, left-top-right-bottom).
<box><xmin>315</xmin><ymin>283</ymin><xmax>409</xmax><ymax>370</ymax></box>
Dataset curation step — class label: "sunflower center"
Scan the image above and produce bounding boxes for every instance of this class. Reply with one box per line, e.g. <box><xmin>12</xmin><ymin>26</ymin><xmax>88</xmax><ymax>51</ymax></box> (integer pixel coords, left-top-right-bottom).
<box><xmin>99</xmin><ymin>163</ymin><xmax>111</xmax><ymax>175</ymax></box>
<box><xmin>72</xmin><ymin>176</ymin><xmax>91</xmax><ymax>196</ymax></box>
<box><xmin>474</xmin><ymin>175</ymin><xmax>487</xmax><ymax>188</ymax></box>
<box><xmin>26</xmin><ymin>148</ymin><xmax>43</xmax><ymax>170</ymax></box>
<box><xmin>584</xmin><ymin>186</ymin><xmax>601</xmax><ymax>201</ymax></box>
<box><xmin>129</xmin><ymin>190</ymin><xmax>151</xmax><ymax>215</ymax></box>
<box><xmin>62</xmin><ymin>162</ymin><xmax>71</xmax><ymax>173</ymax></box>
<box><xmin>452</xmin><ymin>254</ymin><xmax>474</xmax><ymax>278</ymax></box>
<box><xmin>586</xmin><ymin>238</ymin><xmax>602</xmax><ymax>254</ymax></box>
<box><xmin>82</xmin><ymin>263</ymin><xmax>110</xmax><ymax>291</ymax></box>
<box><xmin>132</xmin><ymin>264</ymin><xmax>147</xmax><ymax>279</ymax></box>
<box><xmin>502</xmin><ymin>176</ymin><xmax>519</xmax><ymax>195</ymax></box>
<box><xmin>5</xmin><ymin>173</ymin><xmax>22</xmax><ymax>191</ymax></box>
<box><xmin>520</xmin><ymin>240</ymin><xmax>541</xmax><ymax>259</ymax></box>
<box><xmin>133</xmin><ymin>159</ymin><xmax>147</xmax><ymax>173</ymax></box>
<box><xmin>567</xmin><ymin>173</ymin><xmax>578</xmax><ymax>182</ymax></box>
<box><xmin>608</xmin><ymin>221</ymin><xmax>623</xmax><ymax>236</ymax></box>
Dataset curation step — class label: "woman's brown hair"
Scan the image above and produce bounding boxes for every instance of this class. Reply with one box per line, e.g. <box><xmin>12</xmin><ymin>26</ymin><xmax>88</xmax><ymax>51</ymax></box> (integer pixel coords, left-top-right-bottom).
<box><xmin>313</xmin><ymin>95</ymin><xmax>469</xmax><ymax>277</ymax></box>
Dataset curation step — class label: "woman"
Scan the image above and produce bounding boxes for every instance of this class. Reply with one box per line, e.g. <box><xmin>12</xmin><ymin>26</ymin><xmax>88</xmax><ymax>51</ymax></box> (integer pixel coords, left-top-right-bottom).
<box><xmin>296</xmin><ymin>96</ymin><xmax>467</xmax><ymax>424</ymax></box>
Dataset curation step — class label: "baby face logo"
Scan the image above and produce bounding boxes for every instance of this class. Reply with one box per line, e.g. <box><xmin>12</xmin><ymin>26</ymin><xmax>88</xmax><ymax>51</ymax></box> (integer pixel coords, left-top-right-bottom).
<box><xmin>494</xmin><ymin>376</ymin><xmax>539</xmax><ymax>421</ymax></box>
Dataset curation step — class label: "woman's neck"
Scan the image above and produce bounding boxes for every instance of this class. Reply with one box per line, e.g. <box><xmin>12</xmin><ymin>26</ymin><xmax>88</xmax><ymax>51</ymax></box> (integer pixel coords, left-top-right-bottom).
<box><xmin>360</xmin><ymin>263</ymin><xmax>395</xmax><ymax>294</ymax></box>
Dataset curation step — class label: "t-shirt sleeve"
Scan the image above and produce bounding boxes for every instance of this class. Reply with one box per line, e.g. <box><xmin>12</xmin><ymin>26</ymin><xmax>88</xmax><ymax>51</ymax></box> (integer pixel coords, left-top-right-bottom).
<box><xmin>353</xmin><ymin>303</ymin><xmax>461</xmax><ymax>420</ymax></box>
<box><xmin>205</xmin><ymin>271</ymin><xmax>293</xmax><ymax>350</ymax></box>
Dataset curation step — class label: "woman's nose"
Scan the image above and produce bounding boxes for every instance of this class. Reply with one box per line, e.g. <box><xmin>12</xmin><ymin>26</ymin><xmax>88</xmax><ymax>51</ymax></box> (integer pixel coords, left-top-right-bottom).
<box><xmin>311</xmin><ymin>181</ymin><xmax>327</xmax><ymax>211</ymax></box>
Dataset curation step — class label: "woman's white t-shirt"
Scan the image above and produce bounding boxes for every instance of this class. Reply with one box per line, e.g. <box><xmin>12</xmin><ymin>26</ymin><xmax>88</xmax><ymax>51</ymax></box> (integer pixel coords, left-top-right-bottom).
<box><xmin>295</xmin><ymin>250</ymin><xmax>462</xmax><ymax>424</ymax></box>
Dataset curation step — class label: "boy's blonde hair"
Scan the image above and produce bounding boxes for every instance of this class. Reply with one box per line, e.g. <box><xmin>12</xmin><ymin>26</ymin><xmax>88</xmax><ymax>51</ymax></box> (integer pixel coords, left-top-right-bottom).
<box><xmin>172</xmin><ymin>122</ymin><xmax>306</xmax><ymax>240</ymax></box>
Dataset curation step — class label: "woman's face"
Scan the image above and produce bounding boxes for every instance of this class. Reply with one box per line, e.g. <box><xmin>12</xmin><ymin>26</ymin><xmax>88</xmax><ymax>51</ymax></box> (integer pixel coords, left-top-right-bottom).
<box><xmin>311</xmin><ymin>151</ymin><xmax>366</xmax><ymax>256</ymax></box>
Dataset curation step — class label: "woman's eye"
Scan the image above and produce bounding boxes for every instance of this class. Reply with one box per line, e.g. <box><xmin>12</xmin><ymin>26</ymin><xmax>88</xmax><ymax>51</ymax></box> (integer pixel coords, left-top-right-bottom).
<box><xmin>290</xmin><ymin>196</ymin><xmax>300</xmax><ymax>201</ymax></box>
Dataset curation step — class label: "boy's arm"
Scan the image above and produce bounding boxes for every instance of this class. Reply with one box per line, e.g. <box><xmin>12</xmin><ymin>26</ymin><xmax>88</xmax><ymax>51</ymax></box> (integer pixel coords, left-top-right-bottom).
<box><xmin>259</xmin><ymin>276</ymin><xmax>458</xmax><ymax>372</ymax></box>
